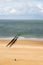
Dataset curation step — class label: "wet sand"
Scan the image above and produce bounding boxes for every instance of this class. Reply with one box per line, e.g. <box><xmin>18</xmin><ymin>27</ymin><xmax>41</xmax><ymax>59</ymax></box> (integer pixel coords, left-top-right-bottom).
<box><xmin>0</xmin><ymin>39</ymin><xmax>43</xmax><ymax>65</ymax></box>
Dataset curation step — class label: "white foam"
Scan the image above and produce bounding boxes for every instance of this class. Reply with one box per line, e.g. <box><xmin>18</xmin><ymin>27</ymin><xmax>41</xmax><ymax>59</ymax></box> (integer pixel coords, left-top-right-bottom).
<box><xmin>0</xmin><ymin>36</ymin><xmax>43</xmax><ymax>41</ymax></box>
<box><xmin>0</xmin><ymin>37</ymin><xmax>13</xmax><ymax>40</ymax></box>
<box><xmin>18</xmin><ymin>36</ymin><xmax>43</xmax><ymax>41</ymax></box>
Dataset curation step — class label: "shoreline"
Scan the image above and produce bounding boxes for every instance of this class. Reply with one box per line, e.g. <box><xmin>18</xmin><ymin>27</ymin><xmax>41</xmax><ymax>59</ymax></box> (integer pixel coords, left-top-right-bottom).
<box><xmin>0</xmin><ymin>39</ymin><xmax>43</xmax><ymax>47</ymax></box>
<box><xmin>0</xmin><ymin>37</ymin><xmax>43</xmax><ymax>41</ymax></box>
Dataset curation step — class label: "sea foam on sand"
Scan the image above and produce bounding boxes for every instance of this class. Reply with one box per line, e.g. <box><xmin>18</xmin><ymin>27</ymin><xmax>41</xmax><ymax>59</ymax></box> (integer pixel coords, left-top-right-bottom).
<box><xmin>18</xmin><ymin>36</ymin><xmax>43</xmax><ymax>41</ymax></box>
<box><xmin>0</xmin><ymin>36</ymin><xmax>43</xmax><ymax>41</ymax></box>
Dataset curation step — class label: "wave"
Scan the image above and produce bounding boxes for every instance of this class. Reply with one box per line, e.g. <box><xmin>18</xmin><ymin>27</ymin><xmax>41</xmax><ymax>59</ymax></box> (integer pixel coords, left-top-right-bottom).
<box><xmin>0</xmin><ymin>36</ymin><xmax>43</xmax><ymax>41</ymax></box>
<box><xmin>18</xmin><ymin>36</ymin><xmax>43</xmax><ymax>41</ymax></box>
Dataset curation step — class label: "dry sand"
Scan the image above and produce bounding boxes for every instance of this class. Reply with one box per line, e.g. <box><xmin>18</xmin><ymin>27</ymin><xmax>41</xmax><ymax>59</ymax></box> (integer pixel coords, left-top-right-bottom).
<box><xmin>0</xmin><ymin>39</ymin><xmax>43</xmax><ymax>65</ymax></box>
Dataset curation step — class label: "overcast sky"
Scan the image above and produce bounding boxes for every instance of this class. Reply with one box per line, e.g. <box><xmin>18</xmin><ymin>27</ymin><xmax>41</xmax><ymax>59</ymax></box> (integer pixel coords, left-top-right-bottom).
<box><xmin>0</xmin><ymin>0</ymin><xmax>43</xmax><ymax>19</ymax></box>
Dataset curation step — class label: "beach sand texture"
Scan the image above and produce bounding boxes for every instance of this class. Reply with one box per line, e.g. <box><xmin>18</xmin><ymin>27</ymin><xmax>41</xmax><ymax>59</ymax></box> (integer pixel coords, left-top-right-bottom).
<box><xmin>0</xmin><ymin>40</ymin><xmax>43</xmax><ymax>65</ymax></box>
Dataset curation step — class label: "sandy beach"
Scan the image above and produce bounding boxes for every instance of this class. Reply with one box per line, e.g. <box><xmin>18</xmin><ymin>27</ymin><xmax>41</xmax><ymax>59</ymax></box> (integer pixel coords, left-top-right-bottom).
<box><xmin>0</xmin><ymin>39</ymin><xmax>43</xmax><ymax>65</ymax></box>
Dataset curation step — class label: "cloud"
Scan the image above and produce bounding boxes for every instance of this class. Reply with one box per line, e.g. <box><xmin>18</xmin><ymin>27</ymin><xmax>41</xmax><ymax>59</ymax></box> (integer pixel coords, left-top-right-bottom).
<box><xmin>36</xmin><ymin>4</ymin><xmax>43</xmax><ymax>13</ymax></box>
<box><xmin>9</xmin><ymin>8</ymin><xmax>17</xmax><ymax>14</ymax></box>
<box><xmin>0</xmin><ymin>2</ymin><xmax>43</xmax><ymax>15</ymax></box>
<box><xmin>0</xmin><ymin>0</ymin><xmax>43</xmax><ymax>19</ymax></box>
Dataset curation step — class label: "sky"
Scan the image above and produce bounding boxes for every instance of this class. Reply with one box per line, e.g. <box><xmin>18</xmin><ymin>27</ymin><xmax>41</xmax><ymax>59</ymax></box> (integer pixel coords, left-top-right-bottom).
<box><xmin>0</xmin><ymin>0</ymin><xmax>43</xmax><ymax>19</ymax></box>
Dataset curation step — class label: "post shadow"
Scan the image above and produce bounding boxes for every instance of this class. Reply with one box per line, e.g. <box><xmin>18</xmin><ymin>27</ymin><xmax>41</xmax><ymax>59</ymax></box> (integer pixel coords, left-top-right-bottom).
<box><xmin>6</xmin><ymin>35</ymin><xmax>18</xmax><ymax>47</ymax></box>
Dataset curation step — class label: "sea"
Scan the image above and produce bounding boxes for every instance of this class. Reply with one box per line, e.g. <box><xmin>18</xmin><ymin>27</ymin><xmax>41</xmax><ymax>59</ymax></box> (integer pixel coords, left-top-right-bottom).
<box><xmin>0</xmin><ymin>20</ymin><xmax>43</xmax><ymax>40</ymax></box>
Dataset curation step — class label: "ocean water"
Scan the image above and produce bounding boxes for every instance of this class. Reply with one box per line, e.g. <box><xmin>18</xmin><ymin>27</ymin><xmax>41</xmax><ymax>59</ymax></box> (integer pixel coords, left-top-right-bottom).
<box><xmin>0</xmin><ymin>20</ymin><xmax>43</xmax><ymax>40</ymax></box>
